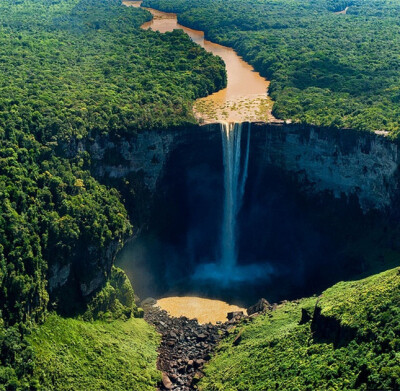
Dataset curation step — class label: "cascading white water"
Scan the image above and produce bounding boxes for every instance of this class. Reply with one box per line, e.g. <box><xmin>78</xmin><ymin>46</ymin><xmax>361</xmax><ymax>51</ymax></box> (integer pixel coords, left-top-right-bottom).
<box><xmin>220</xmin><ymin>122</ymin><xmax>251</xmax><ymax>272</ymax></box>
<box><xmin>192</xmin><ymin>121</ymin><xmax>274</xmax><ymax>283</ymax></box>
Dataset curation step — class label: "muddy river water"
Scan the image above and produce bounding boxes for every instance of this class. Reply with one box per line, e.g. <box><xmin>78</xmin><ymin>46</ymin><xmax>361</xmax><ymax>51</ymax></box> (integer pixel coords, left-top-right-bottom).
<box><xmin>124</xmin><ymin>0</ymin><xmax>275</xmax><ymax>123</ymax></box>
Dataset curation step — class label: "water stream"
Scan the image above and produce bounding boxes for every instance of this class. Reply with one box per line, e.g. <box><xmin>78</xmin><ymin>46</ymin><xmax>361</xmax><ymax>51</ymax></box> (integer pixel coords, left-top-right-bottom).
<box><xmin>123</xmin><ymin>1</ymin><xmax>273</xmax><ymax>275</ymax></box>
<box><xmin>121</xmin><ymin>0</ymin><xmax>277</xmax><ymax>311</ymax></box>
<box><xmin>220</xmin><ymin>122</ymin><xmax>250</xmax><ymax>272</ymax></box>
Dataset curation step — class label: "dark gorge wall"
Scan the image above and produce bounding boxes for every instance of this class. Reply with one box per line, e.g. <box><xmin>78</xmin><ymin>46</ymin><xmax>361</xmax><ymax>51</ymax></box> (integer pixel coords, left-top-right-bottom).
<box><xmin>49</xmin><ymin>125</ymin><xmax>221</xmax><ymax>307</ymax></box>
<box><xmin>252</xmin><ymin>123</ymin><xmax>399</xmax><ymax>212</ymax></box>
<box><xmin>61</xmin><ymin>123</ymin><xmax>400</xmax><ymax>306</ymax></box>
<box><xmin>87</xmin><ymin>122</ymin><xmax>400</xmax><ymax>215</ymax></box>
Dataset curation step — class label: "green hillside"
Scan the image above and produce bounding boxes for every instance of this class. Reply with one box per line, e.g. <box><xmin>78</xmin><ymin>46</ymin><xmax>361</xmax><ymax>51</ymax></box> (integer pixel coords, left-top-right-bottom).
<box><xmin>199</xmin><ymin>267</ymin><xmax>400</xmax><ymax>390</ymax></box>
<box><xmin>27</xmin><ymin>315</ymin><xmax>160</xmax><ymax>391</ymax></box>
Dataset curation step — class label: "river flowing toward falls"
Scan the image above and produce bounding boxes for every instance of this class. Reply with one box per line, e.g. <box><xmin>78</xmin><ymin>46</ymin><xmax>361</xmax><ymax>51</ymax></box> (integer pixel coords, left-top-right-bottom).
<box><xmin>123</xmin><ymin>0</ymin><xmax>275</xmax><ymax>123</ymax></box>
<box><xmin>121</xmin><ymin>0</ymin><xmax>278</xmax><ymax>318</ymax></box>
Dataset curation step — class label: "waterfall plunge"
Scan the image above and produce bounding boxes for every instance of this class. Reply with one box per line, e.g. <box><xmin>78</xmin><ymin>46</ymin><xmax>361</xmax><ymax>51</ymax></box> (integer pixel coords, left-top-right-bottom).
<box><xmin>192</xmin><ymin>122</ymin><xmax>274</xmax><ymax>285</ymax></box>
<box><xmin>220</xmin><ymin>122</ymin><xmax>250</xmax><ymax>272</ymax></box>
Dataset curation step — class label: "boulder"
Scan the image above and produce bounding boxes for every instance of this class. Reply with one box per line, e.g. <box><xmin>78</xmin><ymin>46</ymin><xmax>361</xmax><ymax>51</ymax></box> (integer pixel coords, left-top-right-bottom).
<box><xmin>195</xmin><ymin>333</ymin><xmax>208</xmax><ymax>341</ymax></box>
<box><xmin>232</xmin><ymin>329</ymin><xmax>244</xmax><ymax>346</ymax></box>
<box><xmin>194</xmin><ymin>359</ymin><xmax>206</xmax><ymax>368</ymax></box>
<box><xmin>247</xmin><ymin>298</ymin><xmax>271</xmax><ymax>315</ymax></box>
<box><xmin>299</xmin><ymin>308</ymin><xmax>312</xmax><ymax>325</ymax></box>
<box><xmin>141</xmin><ymin>297</ymin><xmax>157</xmax><ymax>308</ymax></box>
<box><xmin>162</xmin><ymin>373</ymin><xmax>173</xmax><ymax>389</ymax></box>
<box><xmin>227</xmin><ymin>311</ymin><xmax>244</xmax><ymax>320</ymax></box>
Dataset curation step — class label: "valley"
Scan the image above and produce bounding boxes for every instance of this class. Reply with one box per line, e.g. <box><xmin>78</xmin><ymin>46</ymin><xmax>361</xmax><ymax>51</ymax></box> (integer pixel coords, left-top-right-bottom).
<box><xmin>0</xmin><ymin>0</ymin><xmax>400</xmax><ymax>390</ymax></box>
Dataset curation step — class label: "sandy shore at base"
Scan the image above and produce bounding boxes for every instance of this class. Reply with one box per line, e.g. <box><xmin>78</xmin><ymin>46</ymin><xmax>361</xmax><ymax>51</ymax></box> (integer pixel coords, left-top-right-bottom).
<box><xmin>156</xmin><ymin>296</ymin><xmax>247</xmax><ymax>324</ymax></box>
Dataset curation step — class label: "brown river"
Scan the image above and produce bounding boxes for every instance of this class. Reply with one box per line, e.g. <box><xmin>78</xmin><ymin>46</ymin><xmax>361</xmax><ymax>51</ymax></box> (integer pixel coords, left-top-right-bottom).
<box><xmin>124</xmin><ymin>0</ymin><xmax>275</xmax><ymax>123</ymax></box>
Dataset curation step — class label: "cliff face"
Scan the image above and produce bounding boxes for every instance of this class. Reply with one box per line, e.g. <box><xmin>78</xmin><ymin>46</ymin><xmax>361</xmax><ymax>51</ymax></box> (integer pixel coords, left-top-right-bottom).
<box><xmin>47</xmin><ymin>236</ymin><xmax>124</xmax><ymax>315</ymax></box>
<box><xmin>88</xmin><ymin>131</ymin><xmax>176</xmax><ymax>193</ymax></box>
<box><xmin>85</xmin><ymin>123</ymin><xmax>399</xmax><ymax>213</ymax></box>
<box><xmin>78</xmin><ymin>126</ymin><xmax>218</xmax><ymax>194</ymax></box>
<box><xmin>51</xmin><ymin>126</ymin><xmax>219</xmax><ymax>303</ymax></box>
<box><xmin>251</xmin><ymin>123</ymin><xmax>399</xmax><ymax>212</ymax></box>
<box><xmin>55</xmin><ymin>122</ymin><xmax>400</xmax><ymax>304</ymax></box>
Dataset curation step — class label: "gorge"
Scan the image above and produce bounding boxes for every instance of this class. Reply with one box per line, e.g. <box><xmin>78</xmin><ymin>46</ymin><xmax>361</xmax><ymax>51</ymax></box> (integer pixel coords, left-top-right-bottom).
<box><xmin>2</xmin><ymin>0</ymin><xmax>400</xmax><ymax>389</ymax></box>
<box><xmin>107</xmin><ymin>121</ymin><xmax>400</xmax><ymax>307</ymax></box>
<box><xmin>115</xmin><ymin>2</ymin><xmax>280</xmax><ymax>309</ymax></box>
<box><xmin>108</xmin><ymin>3</ymin><xmax>400</xmax><ymax>310</ymax></box>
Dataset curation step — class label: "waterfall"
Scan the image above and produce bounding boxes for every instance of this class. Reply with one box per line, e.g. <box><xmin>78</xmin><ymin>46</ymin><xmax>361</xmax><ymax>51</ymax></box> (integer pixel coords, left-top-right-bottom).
<box><xmin>220</xmin><ymin>122</ymin><xmax>251</xmax><ymax>272</ymax></box>
<box><xmin>192</xmin><ymin>122</ymin><xmax>274</xmax><ymax>284</ymax></box>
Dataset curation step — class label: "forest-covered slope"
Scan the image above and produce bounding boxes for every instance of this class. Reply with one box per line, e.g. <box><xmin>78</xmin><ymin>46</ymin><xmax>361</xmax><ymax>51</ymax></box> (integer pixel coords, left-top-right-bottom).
<box><xmin>0</xmin><ymin>266</ymin><xmax>159</xmax><ymax>390</ymax></box>
<box><xmin>143</xmin><ymin>0</ymin><xmax>400</xmax><ymax>137</ymax></box>
<box><xmin>0</xmin><ymin>0</ymin><xmax>225</xmax><ymax>325</ymax></box>
<box><xmin>198</xmin><ymin>267</ymin><xmax>400</xmax><ymax>390</ymax></box>
<box><xmin>0</xmin><ymin>0</ymin><xmax>226</xmax><ymax>388</ymax></box>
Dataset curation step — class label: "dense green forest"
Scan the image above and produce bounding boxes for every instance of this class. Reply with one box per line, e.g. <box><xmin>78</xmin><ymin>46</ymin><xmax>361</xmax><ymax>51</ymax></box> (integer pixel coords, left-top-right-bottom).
<box><xmin>199</xmin><ymin>267</ymin><xmax>400</xmax><ymax>390</ymax></box>
<box><xmin>0</xmin><ymin>0</ymin><xmax>226</xmax><ymax>388</ymax></box>
<box><xmin>0</xmin><ymin>0</ymin><xmax>225</xmax><ymax>323</ymax></box>
<box><xmin>144</xmin><ymin>0</ymin><xmax>400</xmax><ymax>137</ymax></box>
<box><xmin>2</xmin><ymin>0</ymin><xmax>400</xmax><ymax>389</ymax></box>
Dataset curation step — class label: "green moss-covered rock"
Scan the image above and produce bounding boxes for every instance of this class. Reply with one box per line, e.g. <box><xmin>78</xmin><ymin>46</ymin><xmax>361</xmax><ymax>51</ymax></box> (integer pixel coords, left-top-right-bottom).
<box><xmin>82</xmin><ymin>267</ymin><xmax>138</xmax><ymax>321</ymax></box>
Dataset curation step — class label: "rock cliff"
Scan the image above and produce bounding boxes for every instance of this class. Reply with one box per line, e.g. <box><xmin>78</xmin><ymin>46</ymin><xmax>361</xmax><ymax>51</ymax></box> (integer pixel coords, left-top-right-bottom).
<box><xmin>55</xmin><ymin>122</ymin><xmax>400</xmax><ymax>305</ymax></box>
<box><xmin>87</xmin><ymin>122</ymin><xmax>399</xmax><ymax>213</ymax></box>
<box><xmin>251</xmin><ymin>122</ymin><xmax>399</xmax><ymax>212</ymax></box>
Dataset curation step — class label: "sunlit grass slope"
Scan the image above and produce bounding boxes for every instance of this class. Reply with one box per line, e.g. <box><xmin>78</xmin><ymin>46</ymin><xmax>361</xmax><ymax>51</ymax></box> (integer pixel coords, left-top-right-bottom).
<box><xmin>27</xmin><ymin>315</ymin><xmax>160</xmax><ymax>391</ymax></box>
<box><xmin>199</xmin><ymin>267</ymin><xmax>400</xmax><ymax>391</ymax></box>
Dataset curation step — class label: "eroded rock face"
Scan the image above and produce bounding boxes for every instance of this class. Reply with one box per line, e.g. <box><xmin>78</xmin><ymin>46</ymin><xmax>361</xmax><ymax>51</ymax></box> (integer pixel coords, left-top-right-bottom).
<box><xmin>247</xmin><ymin>298</ymin><xmax>271</xmax><ymax>315</ymax></box>
<box><xmin>51</xmin><ymin>126</ymin><xmax>219</xmax><ymax>307</ymax></box>
<box><xmin>48</xmin><ymin>237</ymin><xmax>123</xmax><ymax>314</ymax></box>
<box><xmin>80</xmin><ymin>240</ymin><xmax>121</xmax><ymax>296</ymax></box>
<box><xmin>48</xmin><ymin>263</ymin><xmax>71</xmax><ymax>291</ymax></box>
<box><xmin>311</xmin><ymin>304</ymin><xmax>357</xmax><ymax>347</ymax></box>
<box><xmin>252</xmin><ymin>123</ymin><xmax>399</xmax><ymax>212</ymax></box>
<box><xmin>57</xmin><ymin>123</ymin><xmax>400</xmax><ymax>310</ymax></box>
<box><xmin>86</xmin><ymin>123</ymin><xmax>400</xmax><ymax>214</ymax></box>
<box><xmin>89</xmin><ymin>131</ymin><xmax>176</xmax><ymax>192</ymax></box>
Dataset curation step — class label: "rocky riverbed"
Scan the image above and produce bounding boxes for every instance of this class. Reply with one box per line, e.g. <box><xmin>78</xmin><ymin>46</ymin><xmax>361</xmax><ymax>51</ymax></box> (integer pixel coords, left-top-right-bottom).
<box><xmin>144</xmin><ymin>298</ymin><xmax>273</xmax><ymax>390</ymax></box>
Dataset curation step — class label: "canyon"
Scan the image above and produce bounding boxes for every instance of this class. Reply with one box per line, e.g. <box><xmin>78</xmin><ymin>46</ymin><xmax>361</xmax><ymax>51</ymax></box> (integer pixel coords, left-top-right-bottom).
<box><xmin>3</xmin><ymin>1</ymin><xmax>400</xmax><ymax>390</ymax></box>
<box><xmin>52</xmin><ymin>1</ymin><xmax>400</xmax><ymax>318</ymax></box>
<box><xmin>73</xmin><ymin>121</ymin><xmax>400</xmax><ymax>305</ymax></box>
